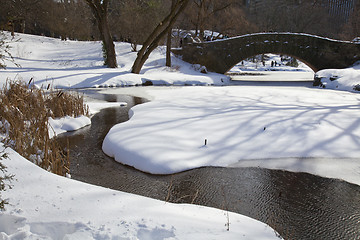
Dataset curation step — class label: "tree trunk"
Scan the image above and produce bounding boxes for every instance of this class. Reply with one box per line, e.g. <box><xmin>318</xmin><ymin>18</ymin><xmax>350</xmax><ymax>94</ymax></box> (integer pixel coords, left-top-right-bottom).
<box><xmin>131</xmin><ymin>0</ymin><xmax>189</xmax><ymax>74</ymax></box>
<box><xmin>99</xmin><ymin>16</ymin><xmax>117</xmax><ymax>68</ymax></box>
<box><xmin>166</xmin><ymin>28</ymin><xmax>172</xmax><ymax>67</ymax></box>
<box><xmin>197</xmin><ymin>0</ymin><xmax>205</xmax><ymax>40</ymax></box>
<box><xmin>85</xmin><ymin>0</ymin><xmax>117</xmax><ymax>68</ymax></box>
<box><xmin>166</xmin><ymin>0</ymin><xmax>175</xmax><ymax>68</ymax></box>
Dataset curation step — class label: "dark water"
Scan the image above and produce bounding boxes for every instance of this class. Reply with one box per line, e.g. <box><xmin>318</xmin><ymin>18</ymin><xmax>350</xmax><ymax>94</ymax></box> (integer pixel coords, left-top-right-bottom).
<box><xmin>58</xmin><ymin>91</ymin><xmax>360</xmax><ymax>240</ymax></box>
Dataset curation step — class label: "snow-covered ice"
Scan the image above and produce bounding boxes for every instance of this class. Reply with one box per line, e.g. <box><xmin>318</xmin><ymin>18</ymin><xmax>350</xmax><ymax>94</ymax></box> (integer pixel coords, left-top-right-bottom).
<box><xmin>102</xmin><ymin>86</ymin><xmax>360</xmax><ymax>186</ymax></box>
<box><xmin>228</xmin><ymin>53</ymin><xmax>313</xmax><ymax>74</ymax></box>
<box><xmin>86</xmin><ymin>101</ymin><xmax>127</xmax><ymax>115</ymax></box>
<box><xmin>48</xmin><ymin>115</ymin><xmax>91</xmax><ymax>138</ymax></box>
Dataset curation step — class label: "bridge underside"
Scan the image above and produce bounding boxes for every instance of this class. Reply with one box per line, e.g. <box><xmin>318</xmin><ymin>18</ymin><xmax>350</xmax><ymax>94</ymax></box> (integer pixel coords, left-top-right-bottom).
<box><xmin>172</xmin><ymin>33</ymin><xmax>360</xmax><ymax>74</ymax></box>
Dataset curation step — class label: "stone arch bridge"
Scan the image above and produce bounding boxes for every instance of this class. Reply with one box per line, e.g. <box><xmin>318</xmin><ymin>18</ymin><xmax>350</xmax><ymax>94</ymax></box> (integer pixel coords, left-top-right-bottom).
<box><xmin>172</xmin><ymin>33</ymin><xmax>360</xmax><ymax>74</ymax></box>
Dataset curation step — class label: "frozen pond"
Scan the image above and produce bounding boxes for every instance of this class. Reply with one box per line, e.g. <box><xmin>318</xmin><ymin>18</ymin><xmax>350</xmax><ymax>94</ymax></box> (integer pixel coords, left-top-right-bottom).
<box><xmin>229</xmin><ymin>71</ymin><xmax>314</xmax><ymax>82</ymax></box>
<box><xmin>229</xmin><ymin>71</ymin><xmax>314</xmax><ymax>87</ymax></box>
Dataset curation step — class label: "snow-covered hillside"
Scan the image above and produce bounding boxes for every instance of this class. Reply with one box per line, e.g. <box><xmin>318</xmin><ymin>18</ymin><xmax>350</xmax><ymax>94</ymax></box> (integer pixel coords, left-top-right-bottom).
<box><xmin>0</xmin><ymin>32</ymin><xmax>228</xmax><ymax>88</ymax></box>
<box><xmin>0</xmin><ymin>144</ymin><xmax>280</xmax><ymax>239</ymax></box>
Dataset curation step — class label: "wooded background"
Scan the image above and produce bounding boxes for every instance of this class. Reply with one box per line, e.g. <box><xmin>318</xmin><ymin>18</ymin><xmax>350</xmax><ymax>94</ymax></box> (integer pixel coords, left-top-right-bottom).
<box><xmin>1</xmin><ymin>0</ymin><xmax>359</xmax><ymax>43</ymax></box>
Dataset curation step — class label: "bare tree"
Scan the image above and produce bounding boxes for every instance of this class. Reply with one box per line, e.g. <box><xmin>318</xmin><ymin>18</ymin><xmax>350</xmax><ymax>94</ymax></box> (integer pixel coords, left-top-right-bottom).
<box><xmin>246</xmin><ymin>0</ymin><xmax>334</xmax><ymax>38</ymax></box>
<box><xmin>0</xmin><ymin>32</ymin><xmax>10</xmax><ymax>69</ymax></box>
<box><xmin>207</xmin><ymin>2</ymin><xmax>254</xmax><ymax>37</ymax></box>
<box><xmin>180</xmin><ymin>0</ymin><xmax>251</xmax><ymax>38</ymax></box>
<box><xmin>84</xmin><ymin>0</ymin><xmax>117</xmax><ymax>68</ymax></box>
<box><xmin>131</xmin><ymin>0</ymin><xmax>190</xmax><ymax>74</ymax></box>
<box><xmin>0</xmin><ymin>31</ymin><xmax>18</xmax><ymax>69</ymax></box>
<box><xmin>108</xmin><ymin>0</ymin><xmax>168</xmax><ymax>50</ymax></box>
<box><xmin>166</xmin><ymin>0</ymin><xmax>175</xmax><ymax>67</ymax></box>
<box><xmin>0</xmin><ymin>0</ymin><xmax>43</xmax><ymax>34</ymax></box>
<box><xmin>0</xmin><ymin>0</ymin><xmax>94</xmax><ymax>40</ymax></box>
<box><xmin>51</xmin><ymin>1</ymin><xmax>93</xmax><ymax>41</ymax></box>
<box><xmin>192</xmin><ymin>0</ymin><xmax>235</xmax><ymax>39</ymax></box>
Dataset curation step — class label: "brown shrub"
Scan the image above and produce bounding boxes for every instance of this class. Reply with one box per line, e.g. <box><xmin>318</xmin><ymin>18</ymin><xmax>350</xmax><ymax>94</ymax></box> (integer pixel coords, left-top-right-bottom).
<box><xmin>0</xmin><ymin>79</ymin><xmax>88</xmax><ymax>176</ymax></box>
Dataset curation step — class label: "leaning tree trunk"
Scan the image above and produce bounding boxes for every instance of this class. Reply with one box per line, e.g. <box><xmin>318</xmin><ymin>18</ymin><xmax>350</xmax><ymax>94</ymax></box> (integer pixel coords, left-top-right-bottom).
<box><xmin>131</xmin><ymin>0</ymin><xmax>189</xmax><ymax>74</ymax></box>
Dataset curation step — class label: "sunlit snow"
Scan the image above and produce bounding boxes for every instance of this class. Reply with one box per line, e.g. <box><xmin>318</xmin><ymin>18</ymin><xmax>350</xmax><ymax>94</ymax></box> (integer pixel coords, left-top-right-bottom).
<box><xmin>1</xmin><ymin>31</ymin><xmax>360</xmax><ymax>239</ymax></box>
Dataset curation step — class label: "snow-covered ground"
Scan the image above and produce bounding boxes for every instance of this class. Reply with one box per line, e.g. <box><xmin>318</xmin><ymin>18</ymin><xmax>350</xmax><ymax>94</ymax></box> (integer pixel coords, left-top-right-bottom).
<box><xmin>0</xmin><ymin>32</ymin><xmax>228</xmax><ymax>88</ymax></box>
<box><xmin>0</xmin><ymin>32</ymin><xmax>283</xmax><ymax>240</ymax></box>
<box><xmin>315</xmin><ymin>63</ymin><xmax>360</xmax><ymax>92</ymax></box>
<box><xmin>0</xmin><ymin>143</ymin><xmax>280</xmax><ymax>239</ymax></box>
<box><xmin>1</xmin><ymin>32</ymin><xmax>360</xmax><ymax>239</ymax></box>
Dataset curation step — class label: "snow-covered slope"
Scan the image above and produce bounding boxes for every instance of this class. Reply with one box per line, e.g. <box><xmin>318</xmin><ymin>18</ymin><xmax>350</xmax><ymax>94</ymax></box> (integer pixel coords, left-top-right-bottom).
<box><xmin>0</xmin><ymin>144</ymin><xmax>280</xmax><ymax>239</ymax></box>
<box><xmin>315</xmin><ymin>63</ymin><xmax>360</xmax><ymax>92</ymax></box>
<box><xmin>0</xmin><ymin>32</ymin><xmax>229</xmax><ymax>88</ymax></box>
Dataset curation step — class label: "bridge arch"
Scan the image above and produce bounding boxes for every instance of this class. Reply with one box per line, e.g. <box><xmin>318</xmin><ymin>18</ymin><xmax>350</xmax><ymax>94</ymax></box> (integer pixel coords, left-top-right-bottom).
<box><xmin>230</xmin><ymin>53</ymin><xmax>315</xmax><ymax>72</ymax></box>
<box><xmin>172</xmin><ymin>33</ymin><xmax>360</xmax><ymax>74</ymax></box>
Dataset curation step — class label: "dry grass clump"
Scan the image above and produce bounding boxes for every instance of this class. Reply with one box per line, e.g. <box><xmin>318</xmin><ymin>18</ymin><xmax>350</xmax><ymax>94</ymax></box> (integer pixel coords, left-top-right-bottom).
<box><xmin>0</xmin><ymin>79</ymin><xmax>89</xmax><ymax>176</ymax></box>
<box><xmin>46</xmin><ymin>89</ymin><xmax>89</xmax><ymax>118</ymax></box>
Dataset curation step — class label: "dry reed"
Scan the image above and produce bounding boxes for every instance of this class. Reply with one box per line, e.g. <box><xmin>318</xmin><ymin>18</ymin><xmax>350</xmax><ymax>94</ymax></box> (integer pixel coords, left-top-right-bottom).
<box><xmin>0</xmin><ymin>79</ymin><xmax>88</xmax><ymax>176</ymax></box>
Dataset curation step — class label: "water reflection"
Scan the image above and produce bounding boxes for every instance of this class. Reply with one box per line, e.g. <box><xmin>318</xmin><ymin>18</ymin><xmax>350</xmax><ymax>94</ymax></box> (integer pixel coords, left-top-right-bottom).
<box><xmin>58</xmin><ymin>92</ymin><xmax>360</xmax><ymax>240</ymax></box>
<box><xmin>167</xmin><ymin>167</ymin><xmax>360</xmax><ymax>240</ymax></box>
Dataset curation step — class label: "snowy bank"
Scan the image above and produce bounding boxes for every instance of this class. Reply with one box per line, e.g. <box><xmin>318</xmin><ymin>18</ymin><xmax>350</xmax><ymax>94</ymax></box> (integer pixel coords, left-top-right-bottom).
<box><xmin>102</xmin><ymin>86</ymin><xmax>360</xmax><ymax>185</ymax></box>
<box><xmin>47</xmin><ymin>96</ymin><xmax>128</xmax><ymax>138</ymax></box>
<box><xmin>4</xmin><ymin>31</ymin><xmax>360</xmax><ymax>95</ymax></box>
<box><xmin>315</xmin><ymin>63</ymin><xmax>360</xmax><ymax>92</ymax></box>
<box><xmin>0</xmin><ymin>32</ymin><xmax>228</xmax><ymax>88</ymax></box>
<box><xmin>0</xmin><ymin>143</ymin><xmax>280</xmax><ymax>239</ymax></box>
<box><xmin>48</xmin><ymin>115</ymin><xmax>91</xmax><ymax>139</ymax></box>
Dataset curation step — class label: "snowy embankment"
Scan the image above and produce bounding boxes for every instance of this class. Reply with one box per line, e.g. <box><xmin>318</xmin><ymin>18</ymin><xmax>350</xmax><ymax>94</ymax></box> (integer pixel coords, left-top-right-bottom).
<box><xmin>315</xmin><ymin>63</ymin><xmax>360</xmax><ymax>92</ymax></box>
<box><xmin>102</xmin><ymin>86</ymin><xmax>360</xmax><ymax>186</ymax></box>
<box><xmin>47</xmin><ymin>101</ymin><xmax>127</xmax><ymax>138</ymax></box>
<box><xmin>0</xmin><ymin>32</ymin><xmax>228</xmax><ymax>88</ymax></box>
<box><xmin>0</xmin><ymin>144</ymin><xmax>280</xmax><ymax>240</ymax></box>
